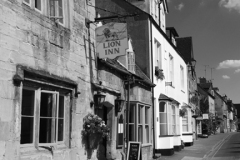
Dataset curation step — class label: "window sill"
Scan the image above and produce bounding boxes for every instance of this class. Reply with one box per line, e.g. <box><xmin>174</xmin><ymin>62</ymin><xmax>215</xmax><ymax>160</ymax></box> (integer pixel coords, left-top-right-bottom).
<box><xmin>159</xmin><ymin>135</ymin><xmax>174</xmax><ymax>137</ymax></box>
<box><xmin>141</xmin><ymin>143</ymin><xmax>152</xmax><ymax>148</ymax></box>
<box><xmin>182</xmin><ymin>133</ymin><xmax>193</xmax><ymax>136</ymax></box>
<box><xmin>20</xmin><ymin>143</ymin><xmax>69</xmax><ymax>155</ymax></box>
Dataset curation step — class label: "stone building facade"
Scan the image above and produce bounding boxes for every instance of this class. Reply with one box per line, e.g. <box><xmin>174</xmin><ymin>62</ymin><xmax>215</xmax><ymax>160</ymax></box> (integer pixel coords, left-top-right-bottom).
<box><xmin>0</xmin><ymin>0</ymin><xmax>99</xmax><ymax>159</ymax></box>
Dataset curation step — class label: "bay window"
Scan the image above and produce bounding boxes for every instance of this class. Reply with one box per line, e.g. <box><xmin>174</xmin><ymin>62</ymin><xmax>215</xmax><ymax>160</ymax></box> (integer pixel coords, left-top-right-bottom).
<box><xmin>159</xmin><ymin>102</ymin><xmax>168</xmax><ymax>135</ymax></box>
<box><xmin>122</xmin><ymin>103</ymin><xmax>151</xmax><ymax>145</ymax></box>
<box><xmin>159</xmin><ymin>102</ymin><xmax>179</xmax><ymax>136</ymax></box>
<box><xmin>182</xmin><ymin>108</ymin><xmax>191</xmax><ymax>132</ymax></box>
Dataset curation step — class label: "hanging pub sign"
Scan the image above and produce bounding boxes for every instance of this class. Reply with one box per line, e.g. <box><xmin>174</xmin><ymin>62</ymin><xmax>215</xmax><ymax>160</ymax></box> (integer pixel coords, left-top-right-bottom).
<box><xmin>127</xmin><ymin>141</ymin><xmax>141</xmax><ymax>160</ymax></box>
<box><xmin>96</xmin><ymin>22</ymin><xmax>128</xmax><ymax>59</ymax></box>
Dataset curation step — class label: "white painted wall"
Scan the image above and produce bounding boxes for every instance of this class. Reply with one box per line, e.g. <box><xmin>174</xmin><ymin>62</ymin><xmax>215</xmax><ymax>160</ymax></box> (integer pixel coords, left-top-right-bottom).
<box><xmin>151</xmin><ymin>24</ymin><xmax>188</xmax><ymax>149</ymax></box>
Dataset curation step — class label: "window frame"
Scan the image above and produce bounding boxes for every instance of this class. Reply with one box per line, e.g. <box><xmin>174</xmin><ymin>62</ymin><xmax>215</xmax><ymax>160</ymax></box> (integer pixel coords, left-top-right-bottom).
<box><xmin>182</xmin><ymin>108</ymin><xmax>191</xmax><ymax>133</ymax></box>
<box><xmin>34</xmin><ymin>0</ymin><xmax>43</xmax><ymax>13</ymax></box>
<box><xmin>23</xmin><ymin>0</ymin><xmax>31</xmax><ymax>7</ymax></box>
<box><xmin>154</xmin><ymin>40</ymin><xmax>162</xmax><ymax>69</ymax></box>
<box><xmin>120</xmin><ymin>102</ymin><xmax>151</xmax><ymax>146</ymax></box>
<box><xmin>20</xmin><ymin>87</ymin><xmax>67</xmax><ymax>148</ymax></box>
<box><xmin>49</xmin><ymin>0</ymin><xmax>65</xmax><ymax>26</ymax></box>
<box><xmin>127</xmin><ymin>51</ymin><xmax>135</xmax><ymax>73</ymax></box>
<box><xmin>169</xmin><ymin>54</ymin><xmax>174</xmax><ymax>86</ymax></box>
<box><xmin>159</xmin><ymin>101</ymin><xmax>168</xmax><ymax>135</ymax></box>
<box><xmin>180</xmin><ymin>65</ymin><xmax>184</xmax><ymax>90</ymax></box>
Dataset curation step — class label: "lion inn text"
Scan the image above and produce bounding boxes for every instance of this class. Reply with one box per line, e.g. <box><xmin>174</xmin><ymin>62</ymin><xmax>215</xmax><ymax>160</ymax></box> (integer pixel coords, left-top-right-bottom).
<box><xmin>103</xmin><ymin>41</ymin><xmax>121</xmax><ymax>55</ymax></box>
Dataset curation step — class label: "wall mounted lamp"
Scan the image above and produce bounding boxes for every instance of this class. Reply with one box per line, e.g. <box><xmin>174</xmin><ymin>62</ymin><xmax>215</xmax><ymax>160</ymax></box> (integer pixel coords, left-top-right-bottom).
<box><xmin>188</xmin><ymin>59</ymin><xmax>197</xmax><ymax>72</ymax></box>
<box><xmin>94</xmin><ymin>91</ymin><xmax>106</xmax><ymax>109</ymax></box>
<box><xmin>115</xmin><ymin>96</ymin><xmax>125</xmax><ymax>112</ymax></box>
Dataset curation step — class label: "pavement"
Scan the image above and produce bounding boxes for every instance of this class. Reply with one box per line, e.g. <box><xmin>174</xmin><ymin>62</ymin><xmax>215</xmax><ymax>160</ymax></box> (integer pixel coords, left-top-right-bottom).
<box><xmin>157</xmin><ymin>132</ymin><xmax>235</xmax><ymax>160</ymax></box>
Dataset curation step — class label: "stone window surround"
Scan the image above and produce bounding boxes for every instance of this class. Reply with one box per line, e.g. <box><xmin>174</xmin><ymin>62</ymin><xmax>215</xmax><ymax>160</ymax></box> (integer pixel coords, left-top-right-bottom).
<box><xmin>22</xmin><ymin>0</ymin><xmax>68</xmax><ymax>27</ymax></box>
<box><xmin>13</xmin><ymin>65</ymin><xmax>78</xmax><ymax>153</ymax></box>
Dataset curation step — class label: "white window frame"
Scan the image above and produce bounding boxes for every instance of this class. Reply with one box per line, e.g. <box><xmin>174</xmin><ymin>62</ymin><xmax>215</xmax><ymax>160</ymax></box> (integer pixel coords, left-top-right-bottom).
<box><xmin>127</xmin><ymin>52</ymin><xmax>135</xmax><ymax>73</ymax></box>
<box><xmin>127</xmin><ymin>102</ymin><xmax>151</xmax><ymax>144</ymax></box>
<box><xmin>23</xmin><ymin>0</ymin><xmax>31</xmax><ymax>7</ymax></box>
<box><xmin>49</xmin><ymin>0</ymin><xmax>65</xmax><ymax>26</ymax></box>
<box><xmin>171</xmin><ymin>105</ymin><xmax>176</xmax><ymax>135</ymax></box>
<box><xmin>180</xmin><ymin>65</ymin><xmax>184</xmax><ymax>90</ymax></box>
<box><xmin>20</xmin><ymin>87</ymin><xmax>66</xmax><ymax>148</ymax></box>
<box><xmin>159</xmin><ymin>101</ymin><xmax>169</xmax><ymax>135</ymax></box>
<box><xmin>182</xmin><ymin>108</ymin><xmax>191</xmax><ymax>133</ymax></box>
<box><xmin>154</xmin><ymin>40</ymin><xmax>162</xmax><ymax>69</ymax></box>
<box><xmin>169</xmin><ymin>54</ymin><xmax>174</xmax><ymax>86</ymax></box>
<box><xmin>22</xmin><ymin>0</ymin><xmax>67</xmax><ymax>27</ymax></box>
<box><xmin>34</xmin><ymin>0</ymin><xmax>43</xmax><ymax>13</ymax></box>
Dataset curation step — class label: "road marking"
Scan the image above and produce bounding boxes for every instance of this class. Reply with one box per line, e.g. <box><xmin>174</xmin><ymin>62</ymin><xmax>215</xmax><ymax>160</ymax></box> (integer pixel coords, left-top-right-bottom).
<box><xmin>181</xmin><ymin>156</ymin><xmax>202</xmax><ymax>160</ymax></box>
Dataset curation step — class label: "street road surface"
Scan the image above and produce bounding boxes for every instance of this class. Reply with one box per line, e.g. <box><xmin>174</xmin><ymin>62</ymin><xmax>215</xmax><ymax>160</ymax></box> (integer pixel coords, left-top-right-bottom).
<box><xmin>160</xmin><ymin>132</ymin><xmax>240</xmax><ymax>160</ymax></box>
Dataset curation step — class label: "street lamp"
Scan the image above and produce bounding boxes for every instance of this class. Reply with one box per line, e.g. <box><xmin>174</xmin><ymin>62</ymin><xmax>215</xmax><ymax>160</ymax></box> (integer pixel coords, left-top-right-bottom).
<box><xmin>94</xmin><ymin>91</ymin><xmax>106</xmax><ymax>109</ymax></box>
<box><xmin>115</xmin><ymin>96</ymin><xmax>125</xmax><ymax>113</ymax></box>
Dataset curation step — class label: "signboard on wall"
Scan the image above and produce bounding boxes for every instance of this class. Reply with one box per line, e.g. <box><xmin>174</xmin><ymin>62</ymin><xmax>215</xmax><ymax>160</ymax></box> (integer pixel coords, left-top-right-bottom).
<box><xmin>96</xmin><ymin>23</ymin><xmax>128</xmax><ymax>59</ymax></box>
<box><xmin>202</xmin><ymin>114</ymin><xmax>209</xmax><ymax>119</ymax></box>
<box><xmin>127</xmin><ymin>142</ymin><xmax>141</xmax><ymax>160</ymax></box>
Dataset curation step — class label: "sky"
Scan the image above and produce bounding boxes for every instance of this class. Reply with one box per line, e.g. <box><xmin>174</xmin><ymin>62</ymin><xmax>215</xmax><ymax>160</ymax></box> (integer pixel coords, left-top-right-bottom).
<box><xmin>166</xmin><ymin>0</ymin><xmax>240</xmax><ymax>103</ymax></box>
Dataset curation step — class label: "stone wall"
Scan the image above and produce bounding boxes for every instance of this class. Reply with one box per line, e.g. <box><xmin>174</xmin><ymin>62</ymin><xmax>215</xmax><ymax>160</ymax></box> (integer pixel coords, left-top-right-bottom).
<box><xmin>0</xmin><ymin>0</ymin><xmax>97</xmax><ymax>159</ymax></box>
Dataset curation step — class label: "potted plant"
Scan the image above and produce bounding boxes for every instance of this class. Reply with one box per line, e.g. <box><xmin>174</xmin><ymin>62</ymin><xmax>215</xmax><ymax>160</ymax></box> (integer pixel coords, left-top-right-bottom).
<box><xmin>82</xmin><ymin>113</ymin><xmax>110</xmax><ymax>149</ymax></box>
<box><xmin>179</xmin><ymin>108</ymin><xmax>187</xmax><ymax>117</ymax></box>
<box><xmin>155</xmin><ymin>66</ymin><xmax>165</xmax><ymax>80</ymax></box>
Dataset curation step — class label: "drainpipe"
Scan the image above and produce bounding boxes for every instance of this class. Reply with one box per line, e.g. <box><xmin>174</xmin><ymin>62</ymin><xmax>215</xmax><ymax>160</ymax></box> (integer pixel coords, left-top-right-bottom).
<box><xmin>150</xmin><ymin>20</ymin><xmax>157</xmax><ymax>159</ymax></box>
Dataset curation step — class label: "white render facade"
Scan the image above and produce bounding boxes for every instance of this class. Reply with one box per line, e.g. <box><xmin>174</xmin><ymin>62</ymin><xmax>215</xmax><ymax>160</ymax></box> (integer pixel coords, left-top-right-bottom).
<box><xmin>151</xmin><ymin>24</ymin><xmax>189</xmax><ymax>155</ymax></box>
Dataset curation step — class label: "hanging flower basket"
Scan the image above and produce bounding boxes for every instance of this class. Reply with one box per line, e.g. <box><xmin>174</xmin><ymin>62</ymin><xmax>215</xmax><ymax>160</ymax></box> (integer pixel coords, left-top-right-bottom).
<box><xmin>179</xmin><ymin>108</ymin><xmax>187</xmax><ymax>117</ymax></box>
<box><xmin>81</xmin><ymin>113</ymin><xmax>110</xmax><ymax>149</ymax></box>
<box><xmin>155</xmin><ymin>66</ymin><xmax>165</xmax><ymax>80</ymax></box>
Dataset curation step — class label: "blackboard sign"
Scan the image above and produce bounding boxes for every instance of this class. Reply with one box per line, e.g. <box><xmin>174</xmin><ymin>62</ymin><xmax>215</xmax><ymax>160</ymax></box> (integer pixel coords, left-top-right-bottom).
<box><xmin>127</xmin><ymin>141</ymin><xmax>141</xmax><ymax>160</ymax></box>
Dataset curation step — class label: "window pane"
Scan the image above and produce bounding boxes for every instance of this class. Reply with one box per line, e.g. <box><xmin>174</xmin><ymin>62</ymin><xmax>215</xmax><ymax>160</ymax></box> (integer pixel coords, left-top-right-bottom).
<box><xmin>40</xmin><ymin>93</ymin><xmax>56</xmax><ymax>118</ymax></box>
<box><xmin>21</xmin><ymin>89</ymin><xmax>35</xmax><ymax>144</ymax></box>
<box><xmin>145</xmin><ymin>107</ymin><xmax>149</xmax><ymax>124</ymax></box>
<box><xmin>39</xmin><ymin>118</ymin><xmax>56</xmax><ymax>143</ymax></box>
<box><xmin>35</xmin><ymin>0</ymin><xmax>41</xmax><ymax>11</ymax></box>
<box><xmin>160</xmin><ymin>124</ymin><xmax>167</xmax><ymax>135</ymax></box>
<box><xmin>138</xmin><ymin>105</ymin><xmax>143</xmax><ymax>124</ymax></box>
<box><xmin>145</xmin><ymin>125</ymin><xmax>149</xmax><ymax>143</ymax></box>
<box><xmin>22</xmin><ymin>89</ymin><xmax>35</xmax><ymax>116</ymax></box>
<box><xmin>160</xmin><ymin>113</ymin><xmax>167</xmax><ymax>123</ymax></box>
<box><xmin>129</xmin><ymin>124</ymin><xmax>135</xmax><ymax>141</ymax></box>
<box><xmin>129</xmin><ymin>104</ymin><xmax>135</xmax><ymax>123</ymax></box>
<box><xmin>159</xmin><ymin>102</ymin><xmax>165</xmax><ymax>112</ymax></box>
<box><xmin>138</xmin><ymin>126</ymin><xmax>142</xmax><ymax>142</ymax></box>
<box><xmin>59</xmin><ymin>95</ymin><xmax>64</xmax><ymax>118</ymax></box>
<box><xmin>58</xmin><ymin>0</ymin><xmax>63</xmax><ymax>23</ymax></box>
<box><xmin>58</xmin><ymin>119</ymin><xmax>64</xmax><ymax>141</ymax></box>
<box><xmin>183</xmin><ymin>125</ymin><xmax>188</xmax><ymax>132</ymax></box>
<box><xmin>21</xmin><ymin>117</ymin><xmax>34</xmax><ymax>144</ymax></box>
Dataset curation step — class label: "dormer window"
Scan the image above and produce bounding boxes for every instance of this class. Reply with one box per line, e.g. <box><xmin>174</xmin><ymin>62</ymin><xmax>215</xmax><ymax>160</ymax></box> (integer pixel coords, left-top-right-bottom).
<box><xmin>127</xmin><ymin>52</ymin><xmax>135</xmax><ymax>73</ymax></box>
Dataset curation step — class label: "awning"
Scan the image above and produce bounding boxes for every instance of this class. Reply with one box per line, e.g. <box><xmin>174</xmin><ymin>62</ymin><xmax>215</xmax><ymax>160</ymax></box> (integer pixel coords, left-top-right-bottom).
<box><xmin>158</xmin><ymin>94</ymin><xmax>173</xmax><ymax>102</ymax></box>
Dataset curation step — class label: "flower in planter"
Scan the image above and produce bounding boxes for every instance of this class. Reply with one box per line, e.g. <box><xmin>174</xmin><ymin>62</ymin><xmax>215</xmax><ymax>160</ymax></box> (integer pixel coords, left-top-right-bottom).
<box><xmin>155</xmin><ymin>66</ymin><xmax>165</xmax><ymax>80</ymax></box>
<box><xmin>179</xmin><ymin>108</ymin><xmax>187</xmax><ymax>117</ymax></box>
<box><xmin>82</xmin><ymin>113</ymin><xmax>110</xmax><ymax>138</ymax></box>
<box><xmin>82</xmin><ymin>113</ymin><xmax>110</xmax><ymax>149</ymax></box>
